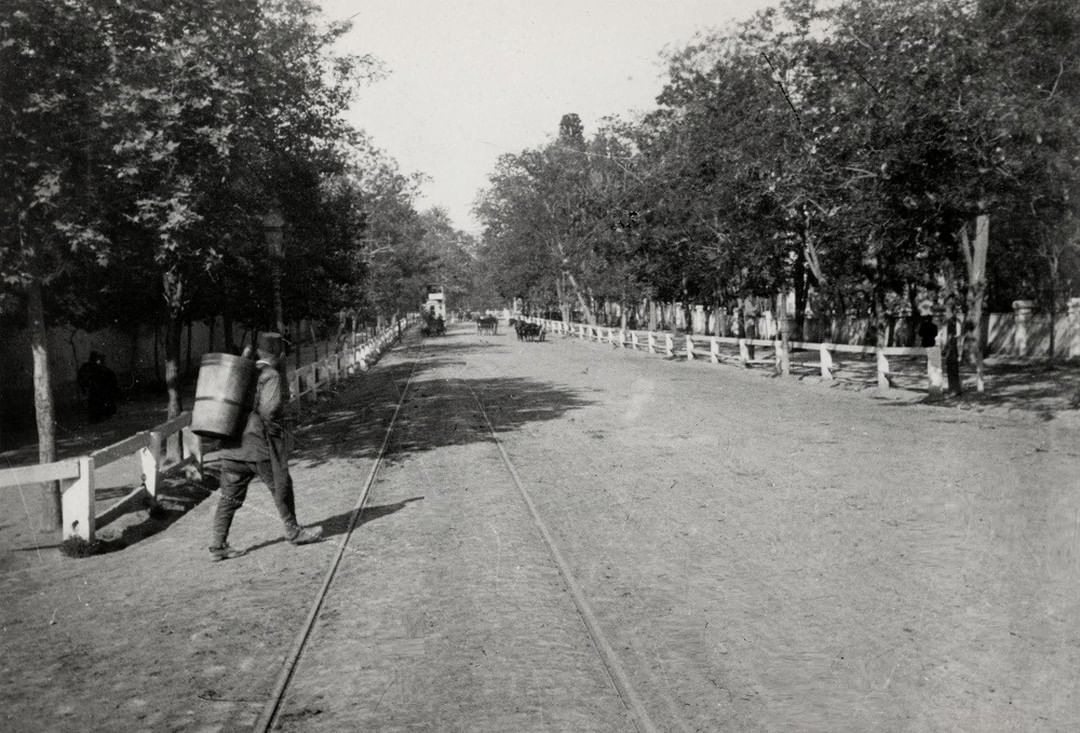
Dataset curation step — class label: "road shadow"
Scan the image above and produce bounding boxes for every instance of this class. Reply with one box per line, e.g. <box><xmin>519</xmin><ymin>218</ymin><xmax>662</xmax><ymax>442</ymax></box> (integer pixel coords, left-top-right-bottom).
<box><xmin>293</xmin><ymin>357</ymin><xmax>594</xmax><ymax>468</ymax></box>
<box><xmin>239</xmin><ymin>497</ymin><xmax>424</xmax><ymax>556</ymax></box>
<box><xmin>869</xmin><ymin>358</ymin><xmax>1080</xmax><ymax>419</ymax></box>
<box><xmin>410</xmin><ymin>335</ymin><xmax>516</xmax><ymax>353</ymax></box>
<box><xmin>12</xmin><ymin>473</ymin><xmax>218</xmax><ymax>561</ymax></box>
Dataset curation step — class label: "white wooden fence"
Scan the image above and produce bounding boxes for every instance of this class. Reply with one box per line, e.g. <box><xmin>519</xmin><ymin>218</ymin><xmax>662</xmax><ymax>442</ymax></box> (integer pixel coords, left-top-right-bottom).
<box><xmin>526</xmin><ymin>317</ymin><xmax>944</xmax><ymax>399</ymax></box>
<box><xmin>0</xmin><ymin>316</ymin><xmax>413</xmax><ymax>542</ymax></box>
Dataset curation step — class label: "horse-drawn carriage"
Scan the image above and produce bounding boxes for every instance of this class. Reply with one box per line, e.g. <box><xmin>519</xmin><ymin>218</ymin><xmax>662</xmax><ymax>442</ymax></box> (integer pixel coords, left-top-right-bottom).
<box><xmin>475</xmin><ymin>315</ymin><xmax>498</xmax><ymax>335</ymax></box>
<box><xmin>421</xmin><ymin>312</ymin><xmax>445</xmax><ymax>336</ymax></box>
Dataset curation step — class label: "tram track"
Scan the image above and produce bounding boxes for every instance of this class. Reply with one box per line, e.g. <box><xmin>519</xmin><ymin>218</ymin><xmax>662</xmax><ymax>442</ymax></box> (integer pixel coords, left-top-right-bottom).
<box><xmin>253</xmin><ymin>334</ymin><xmax>665</xmax><ymax>732</ymax></box>
<box><xmin>252</xmin><ymin>353</ymin><xmax>420</xmax><ymax>732</ymax></box>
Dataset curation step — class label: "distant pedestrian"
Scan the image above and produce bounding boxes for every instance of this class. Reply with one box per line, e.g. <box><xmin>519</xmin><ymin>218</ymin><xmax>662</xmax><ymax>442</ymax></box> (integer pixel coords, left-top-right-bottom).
<box><xmin>208</xmin><ymin>332</ymin><xmax>322</xmax><ymax>562</ymax></box>
<box><xmin>77</xmin><ymin>351</ymin><xmax>120</xmax><ymax>423</ymax></box>
<box><xmin>918</xmin><ymin>315</ymin><xmax>939</xmax><ymax>348</ymax></box>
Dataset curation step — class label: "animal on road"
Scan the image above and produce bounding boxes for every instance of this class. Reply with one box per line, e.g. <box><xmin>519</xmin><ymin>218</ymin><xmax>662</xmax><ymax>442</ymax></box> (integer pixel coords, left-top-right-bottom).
<box><xmin>514</xmin><ymin>321</ymin><xmax>544</xmax><ymax>342</ymax></box>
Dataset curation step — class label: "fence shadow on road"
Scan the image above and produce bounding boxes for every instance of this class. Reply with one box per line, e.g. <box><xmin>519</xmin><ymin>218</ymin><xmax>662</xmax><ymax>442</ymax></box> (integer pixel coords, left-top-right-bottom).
<box><xmin>868</xmin><ymin>358</ymin><xmax>1080</xmax><ymax>422</ymax></box>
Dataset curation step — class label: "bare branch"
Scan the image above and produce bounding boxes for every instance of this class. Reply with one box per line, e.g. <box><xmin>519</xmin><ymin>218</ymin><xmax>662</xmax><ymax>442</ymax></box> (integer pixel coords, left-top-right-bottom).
<box><xmin>1044</xmin><ymin>59</ymin><xmax>1065</xmax><ymax>101</ymax></box>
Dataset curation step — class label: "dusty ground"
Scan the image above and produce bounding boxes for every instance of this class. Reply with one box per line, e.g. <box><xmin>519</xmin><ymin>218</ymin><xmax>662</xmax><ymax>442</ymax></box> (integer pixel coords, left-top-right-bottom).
<box><xmin>1</xmin><ymin>323</ymin><xmax>1079</xmax><ymax>731</ymax></box>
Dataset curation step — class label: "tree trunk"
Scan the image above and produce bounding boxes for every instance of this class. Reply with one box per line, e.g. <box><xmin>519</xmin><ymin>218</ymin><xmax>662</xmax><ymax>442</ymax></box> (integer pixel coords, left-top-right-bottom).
<box><xmin>907</xmin><ymin>285</ymin><xmax>920</xmax><ymax>347</ymax></box>
<box><xmin>128</xmin><ymin>326</ymin><xmax>140</xmax><ymax>391</ymax></box>
<box><xmin>960</xmin><ymin>214</ymin><xmax>989</xmax><ymax>392</ymax></box>
<box><xmin>556</xmin><ymin>274</ymin><xmax>570</xmax><ymax>323</ymax></box>
<box><xmin>28</xmin><ymin>277</ymin><xmax>61</xmax><ymax>530</ymax></box>
<box><xmin>164</xmin><ymin>315</ymin><xmax>183</xmax><ymax>419</ymax></box>
<box><xmin>185</xmin><ymin>318</ymin><xmax>193</xmax><ymax>377</ymax></box>
<box><xmin>872</xmin><ymin>292</ymin><xmax>889</xmax><ymax>349</ymax></box>
<box><xmin>793</xmin><ymin>245</ymin><xmax>808</xmax><ymax>338</ymax></box>
<box><xmin>223</xmin><ymin>314</ymin><xmax>235</xmax><ymax>354</ymax></box>
<box><xmin>293</xmin><ymin>320</ymin><xmax>302</xmax><ymax>368</ymax></box>
<box><xmin>162</xmin><ymin>270</ymin><xmax>184</xmax><ymax>419</ymax></box>
<box><xmin>1048</xmin><ymin>276</ymin><xmax>1057</xmax><ymax>362</ymax></box>
<box><xmin>564</xmin><ymin>270</ymin><xmax>596</xmax><ymax>325</ymax></box>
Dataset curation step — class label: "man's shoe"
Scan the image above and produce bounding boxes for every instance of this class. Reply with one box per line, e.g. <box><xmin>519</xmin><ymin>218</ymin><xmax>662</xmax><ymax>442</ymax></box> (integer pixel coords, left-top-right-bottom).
<box><xmin>288</xmin><ymin>525</ymin><xmax>323</xmax><ymax>545</ymax></box>
<box><xmin>209</xmin><ymin>545</ymin><xmax>246</xmax><ymax>562</ymax></box>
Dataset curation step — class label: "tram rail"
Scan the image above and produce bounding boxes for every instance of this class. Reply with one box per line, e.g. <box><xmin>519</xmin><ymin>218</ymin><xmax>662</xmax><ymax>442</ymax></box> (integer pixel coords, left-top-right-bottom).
<box><xmin>253</xmin><ymin>336</ymin><xmax>664</xmax><ymax>732</ymax></box>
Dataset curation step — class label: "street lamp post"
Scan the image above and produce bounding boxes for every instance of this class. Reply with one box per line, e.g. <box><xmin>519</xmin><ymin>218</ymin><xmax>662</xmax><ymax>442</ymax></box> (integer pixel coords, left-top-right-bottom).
<box><xmin>262</xmin><ymin>205</ymin><xmax>285</xmax><ymax>337</ymax></box>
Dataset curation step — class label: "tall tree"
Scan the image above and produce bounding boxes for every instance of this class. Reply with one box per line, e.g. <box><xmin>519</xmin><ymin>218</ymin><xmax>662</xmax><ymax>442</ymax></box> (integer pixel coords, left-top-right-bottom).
<box><xmin>0</xmin><ymin>0</ymin><xmax>114</xmax><ymax>525</ymax></box>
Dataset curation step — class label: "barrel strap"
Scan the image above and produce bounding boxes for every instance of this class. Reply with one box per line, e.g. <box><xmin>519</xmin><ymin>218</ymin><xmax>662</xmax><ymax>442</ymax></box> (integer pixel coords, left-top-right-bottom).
<box><xmin>194</xmin><ymin>395</ymin><xmax>249</xmax><ymax>408</ymax></box>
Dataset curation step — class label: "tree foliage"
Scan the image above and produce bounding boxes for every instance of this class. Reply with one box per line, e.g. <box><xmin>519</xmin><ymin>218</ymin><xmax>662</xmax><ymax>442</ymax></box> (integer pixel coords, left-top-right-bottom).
<box><xmin>476</xmin><ymin>0</ymin><xmax>1080</xmax><ymax>347</ymax></box>
<box><xmin>0</xmin><ymin>0</ymin><xmax>445</xmax><ymax>464</ymax></box>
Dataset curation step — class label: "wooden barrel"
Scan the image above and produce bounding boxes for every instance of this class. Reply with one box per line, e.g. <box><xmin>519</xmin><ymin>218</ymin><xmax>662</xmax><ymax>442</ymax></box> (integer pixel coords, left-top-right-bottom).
<box><xmin>190</xmin><ymin>353</ymin><xmax>256</xmax><ymax>438</ymax></box>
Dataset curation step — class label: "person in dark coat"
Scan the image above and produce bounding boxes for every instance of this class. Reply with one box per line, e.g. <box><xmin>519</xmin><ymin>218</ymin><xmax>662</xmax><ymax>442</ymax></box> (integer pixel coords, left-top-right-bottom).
<box><xmin>918</xmin><ymin>315</ymin><xmax>939</xmax><ymax>348</ymax></box>
<box><xmin>77</xmin><ymin>351</ymin><xmax>120</xmax><ymax>423</ymax></box>
<box><xmin>208</xmin><ymin>332</ymin><xmax>322</xmax><ymax>561</ymax></box>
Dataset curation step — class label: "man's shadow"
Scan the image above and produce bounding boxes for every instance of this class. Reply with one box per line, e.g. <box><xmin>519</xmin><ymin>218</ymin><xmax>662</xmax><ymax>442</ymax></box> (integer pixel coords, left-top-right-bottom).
<box><xmin>243</xmin><ymin>496</ymin><xmax>424</xmax><ymax>554</ymax></box>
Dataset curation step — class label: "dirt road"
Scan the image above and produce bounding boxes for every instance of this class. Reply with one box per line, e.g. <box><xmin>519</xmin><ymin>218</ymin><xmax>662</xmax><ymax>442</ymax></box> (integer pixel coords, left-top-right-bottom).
<box><xmin>2</xmin><ymin>323</ymin><xmax>1079</xmax><ymax>732</ymax></box>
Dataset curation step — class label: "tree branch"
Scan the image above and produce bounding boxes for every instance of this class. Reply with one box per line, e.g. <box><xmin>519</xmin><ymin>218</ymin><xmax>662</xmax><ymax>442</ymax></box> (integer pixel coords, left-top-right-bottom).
<box><xmin>760</xmin><ymin>51</ymin><xmax>803</xmax><ymax>130</ymax></box>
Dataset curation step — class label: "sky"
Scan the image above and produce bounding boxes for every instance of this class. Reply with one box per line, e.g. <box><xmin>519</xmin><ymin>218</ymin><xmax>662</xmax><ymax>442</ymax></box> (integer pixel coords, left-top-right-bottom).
<box><xmin>318</xmin><ymin>0</ymin><xmax>777</xmax><ymax>234</ymax></box>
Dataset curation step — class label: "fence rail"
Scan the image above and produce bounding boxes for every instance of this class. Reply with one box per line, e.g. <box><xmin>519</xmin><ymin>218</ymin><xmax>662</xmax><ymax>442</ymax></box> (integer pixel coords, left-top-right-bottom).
<box><xmin>0</xmin><ymin>316</ymin><xmax>413</xmax><ymax>542</ymax></box>
<box><xmin>526</xmin><ymin>316</ymin><xmax>944</xmax><ymax>398</ymax></box>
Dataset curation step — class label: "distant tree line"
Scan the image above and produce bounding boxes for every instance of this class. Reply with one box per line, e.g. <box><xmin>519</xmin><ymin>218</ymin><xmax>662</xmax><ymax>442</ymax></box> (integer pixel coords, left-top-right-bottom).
<box><xmin>475</xmin><ymin>0</ymin><xmax>1080</xmax><ymax>372</ymax></box>
<box><xmin>0</xmin><ymin>1</ymin><xmax>475</xmax><ymax>495</ymax></box>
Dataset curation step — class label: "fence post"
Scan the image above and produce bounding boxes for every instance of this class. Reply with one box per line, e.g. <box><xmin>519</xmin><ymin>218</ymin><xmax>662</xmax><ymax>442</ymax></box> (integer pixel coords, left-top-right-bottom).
<box><xmin>648</xmin><ymin>332</ymin><xmax>656</xmax><ymax>353</ymax></box>
<box><xmin>61</xmin><ymin>456</ymin><xmax>95</xmax><ymax>541</ymax></box>
<box><xmin>1069</xmin><ymin>297</ymin><xmax>1080</xmax><ymax>359</ymax></box>
<box><xmin>778</xmin><ymin>318</ymin><xmax>791</xmax><ymax>376</ymax></box>
<box><xmin>1013</xmin><ymin>300</ymin><xmax>1035</xmax><ymax>356</ymax></box>
<box><xmin>181</xmin><ymin>426</ymin><xmax>203</xmax><ymax>478</ymax></box>
<box><xmin>876</xmin><ymin>348</ymin><xmax>892</xmax><ymax>389</ymax></box>
<box><xmin>819</xmin><ymin>344</ymin><xmax>834</xmax><ymax>379</ymax></box>
<box><xmin>926</xmin><ymin>346</ymin><xmax>943</xmax><ymax>401</ymax></box>
<box><xmin>140</xmin><ymin>433</ymin><xmax>161</xmax><ymax>501</ymax></box>
<box><xmin>665</xmin><ymin>334</ymin><xmax>674</xmax><ymax>357</ymax></box>
<box><xmin>685</xmin><ymin>335</ymin><xmax>695</xmax><ymax>360</ymax></box>
<box><xmin>631</xmin><ymin>332</ymin><xmax>639</xmax><ymax>350</ymax></box>
<box><xmin>710</xmin><ymin>337</ymin><xmax>720</xmax><ymax>364</ymax></box>
<box><xmin>738</xmin><ymin>338</ymin><xmax>750</xmax><ymax>367</ymax></box>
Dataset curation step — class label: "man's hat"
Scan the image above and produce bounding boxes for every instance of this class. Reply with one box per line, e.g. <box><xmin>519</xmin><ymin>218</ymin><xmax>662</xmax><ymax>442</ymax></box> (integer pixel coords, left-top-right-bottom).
<box><xmin>257</xmin><ymin>332</ymin><xmax>283</xmax><ymax>355</ymax></box>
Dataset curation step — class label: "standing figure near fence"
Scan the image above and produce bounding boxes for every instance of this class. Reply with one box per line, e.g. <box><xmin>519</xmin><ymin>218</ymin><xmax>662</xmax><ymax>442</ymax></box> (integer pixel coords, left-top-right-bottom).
<box><xmin>77</xmin><ymin>351</ymin><xmax>120</xmax><ymax>423</ymax></box>
<box><xmin>207</xmin><ymin>332</ymin><xmax>322</xmax><ymax>561</ymax></box>
<box><xmin>919</xmin><ymin>313</ymin><xmax>939</xmax><ymax>348</ymax></box>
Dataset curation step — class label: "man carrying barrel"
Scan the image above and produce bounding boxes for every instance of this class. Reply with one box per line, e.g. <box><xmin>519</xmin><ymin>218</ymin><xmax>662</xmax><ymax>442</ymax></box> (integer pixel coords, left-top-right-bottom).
<box><xmin>208</xmin><ymin>332</ymin><xmax>322</xmax><ymax>561</ymax></box>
